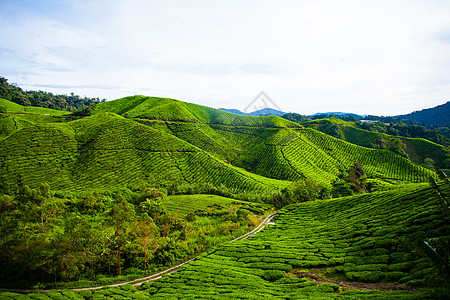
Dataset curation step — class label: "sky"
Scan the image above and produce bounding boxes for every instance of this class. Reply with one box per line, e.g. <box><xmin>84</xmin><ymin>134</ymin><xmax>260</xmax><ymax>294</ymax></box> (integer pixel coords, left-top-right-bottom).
<box><xmin>1</xmin><ymin>0</ymin><xmax>450</xmax><ymax>116</ymax></box>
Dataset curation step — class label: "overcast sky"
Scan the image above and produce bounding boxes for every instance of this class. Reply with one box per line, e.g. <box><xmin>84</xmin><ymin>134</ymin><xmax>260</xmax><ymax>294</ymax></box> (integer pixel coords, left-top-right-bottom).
<box><xmin>1</xmin><ymin>0</ymin><xmax>450</xmax><ymax>115</ymax></box>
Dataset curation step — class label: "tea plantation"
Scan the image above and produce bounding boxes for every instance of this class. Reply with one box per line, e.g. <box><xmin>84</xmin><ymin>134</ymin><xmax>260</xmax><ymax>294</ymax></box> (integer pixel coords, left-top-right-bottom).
<box><xmin>163</xmin><ymin>194</ymin><xmax>272</xmax><ymax>215</ymax></box>
<box><xmin>1</xmin><ymin>182</ymin><xmax>448</xmax><ymax>299</ymax></box>
<box><xmin>134</xmin><ymin>184</ymin><xmax>449</xmax><ymax>299</ymax></box>
<box><xmin>304</xmin><ymin>117</ymin><xmax>449</xmax><ymax>169</ymax></box>
<box><xmin>0</xmin><ymin>95</ymin><xmax>449</xmax><ymax>299</ymax></box>
<box><xmin>0</xmin><ymin>96</ymin><xmax>436</xmax><ymax>194</ymax></box>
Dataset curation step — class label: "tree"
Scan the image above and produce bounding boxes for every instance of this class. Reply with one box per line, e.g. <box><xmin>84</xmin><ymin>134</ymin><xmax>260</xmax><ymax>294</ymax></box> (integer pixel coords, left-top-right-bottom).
<box><xmin>110</xmin><ymin>194</ymin><xmax>134</xmax><ymax>275</ymax></box>
<box><xmin>376</xmin><ymin>137</ymin><xmax>409</xmax><ymax>158</ymax></box>
<box><xmin>133</xmin><ymin>216</ymin><xmax>159</xmax><ymax>270</ymax></box>
<box><xmin>347</xmin><ymin>163</ymin><xmax>367</xmax><ymax>193</ymax></box>
<box><xmin>285</xmin><ymin>179</ymin><xmax>322</xmax><ymax>203</ymax></box>
<box><xmin>137</xmin><ymin>187</ymin><xmax>165</xmax><ymax>204</ymax></box>
<box><xmin>332</xmin><ymin>164</ymin><xmax>368</xmax><ymax>197</ymax></box>
<box><xmin>0</xmin><ymin>194</ymin><xmax>15</xmax><ymax>244</ymax></box>
<box><xmin>139</xmin><ymin>198</ymin><xmax>168</xmax><ymax>222</ymax></box>
<box><xmin>424</xmin><ymin>157</ymin><xmax>436</xmax><ymax>170</ymax></box>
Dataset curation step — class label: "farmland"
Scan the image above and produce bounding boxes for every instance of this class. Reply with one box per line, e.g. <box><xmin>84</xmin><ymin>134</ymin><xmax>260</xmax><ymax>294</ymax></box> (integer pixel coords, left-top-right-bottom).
<box><xmin>0</xmin><ymin>96</ymin><xmax>436</xmax><ymax>194</ymax></box>
<box><xmin>2</xmin><ymin>182</ymin><xmax>448</xmax><ymax>299</ymax></box>
<box><xmin>0</xmin><ymin>95</ymin><xmax>449</xmax><ymax>298</ymax></box>
<box><xmin>134</xmin><ymin>183</ymin><xmax>448</xmax><ymax>299</ymax></box>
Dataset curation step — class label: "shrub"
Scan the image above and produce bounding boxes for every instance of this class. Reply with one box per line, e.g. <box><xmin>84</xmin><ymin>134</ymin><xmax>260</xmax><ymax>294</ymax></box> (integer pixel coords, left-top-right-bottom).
<box><xmin>345</xmin><ymin>271</ymin><xmax>385</xmax><ymax>282</ymax></box>
<box><xmin>263</xmin><ymin>270</ymin><xmax>285</xmax><ymax>282</ymax></box>
<box><xmin>319</xmin><ymin>282</ymin><xmax>341</xmax><ymax>293</ymax></box>
<box><xmin>386</xmin><ymin>271</ymin><xmax>408</xmax><ymax>281</ymax></box>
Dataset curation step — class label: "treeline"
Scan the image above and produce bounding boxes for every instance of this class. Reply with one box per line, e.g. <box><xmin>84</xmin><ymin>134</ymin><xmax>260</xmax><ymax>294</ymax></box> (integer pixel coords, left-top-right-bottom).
<box><xmin>282</xmin><ymin>112</ymin><xmax>363</xmax><ymax>123</ymax></box>
<box><xmin>0</xmin><ymin>77</ymin><xmax>105</xmax><ymax>112</ymax></box>
<box><xmin>0</xmin><ymin>184</ymin><xmax>254</xmax><ymax>288</ymax></box>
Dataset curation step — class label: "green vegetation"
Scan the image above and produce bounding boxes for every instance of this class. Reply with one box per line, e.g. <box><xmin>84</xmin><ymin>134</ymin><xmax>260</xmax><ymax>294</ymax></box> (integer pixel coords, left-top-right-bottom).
<box><xmin>0</xmin><ymin>77</ymin><xmax>103</xmax><ymax>111</ymax></box>
<box><xmin>0</xmin><ymin>185</ymin><xmax>267</xmax><ymax>289</ymax></box>
<box><xmin>0</xmin><ymin>96</ymin><xmax>435</xmax><ymax>196</ymax></box>
<box><xmin>0</xmin><ymin>86</ymin><xmax>448</xmax><ymax>298</ymax></box>
<box><xmin>303</xmin><ymin>117</ymin><xmax>450</xmax><ymax>169</ymax></box>
<box><xmin>163</xmin><ymin>194</ymin><xmax>271</xmax><ymax>215</ymax></box>
<box><xmin>92</xmin><ymin>95</ymin><xmax>299</xmax><ymax>127</ymax></box>
<box><xmin>131</xmin><ymin>183</ymin><xmax>448</xmax><ymax>298</ymax></box>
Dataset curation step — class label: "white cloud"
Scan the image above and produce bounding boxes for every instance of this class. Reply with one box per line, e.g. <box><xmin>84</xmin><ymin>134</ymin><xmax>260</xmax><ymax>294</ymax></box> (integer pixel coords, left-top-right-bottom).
<box><xmin>1</xmin><ymin>0</ymin><xmax>450</xmax><ymax>115</ymax></box>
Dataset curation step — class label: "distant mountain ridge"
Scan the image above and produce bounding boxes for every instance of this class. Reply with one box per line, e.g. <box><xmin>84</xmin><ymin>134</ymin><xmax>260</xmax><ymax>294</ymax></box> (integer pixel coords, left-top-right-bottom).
<box><xmin>396</xmin><ymin>101</ymin><xmax>450</xmax><ymax>126</ymax></box>
<box><xmin>312</xmin><ymin>112</ymin><xmax>366</xmax><ymax>118</ymax></box>
<box><xmin>219</xmin><ymin>107</ymin><xmax>285</xmax><ymax>116</ymax></box>
<box><xmin>218</xmin><ymin>108</ymin><xmax>245</xmax><ymax>115</ymax></box>
<box><xmin>247</xmin><ymin>108</ymin><xmax>285</xmax><ymax>116</ymax></box>
<box><xmin>221</xmin><ymin>100</ymin><xmax>450</xmax><ymax>128</ymax></box>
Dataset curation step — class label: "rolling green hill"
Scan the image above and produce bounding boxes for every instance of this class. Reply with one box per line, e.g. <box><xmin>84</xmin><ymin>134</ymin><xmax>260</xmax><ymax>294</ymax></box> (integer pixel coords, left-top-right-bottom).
<box><xmin>0</xmin><ymin>96</ymin><xmax>436</xmax><ymax>194</ymax></box>
<box><xmin>137</xmin><ymin>183</ymin><xmax>449</xmax><ymax>299</ymax></box>
<box><xmin>304</xmin><ymin>118</ymin><xmax>449</xmax><ymax>169</ymax></box>
<box><xmin>0</xmin><ymin>110</ymin><xmax>288</xmax><ymax>193</ymax></box>
<box><xmin>92</xmin><ymin>95</ymin><xmax>298</xmax><ymax>127</ymax></box>
<box><xmin>0</xmin><ymin>93</ymin><xmax>449</xmax><ymax>298</ymax></box>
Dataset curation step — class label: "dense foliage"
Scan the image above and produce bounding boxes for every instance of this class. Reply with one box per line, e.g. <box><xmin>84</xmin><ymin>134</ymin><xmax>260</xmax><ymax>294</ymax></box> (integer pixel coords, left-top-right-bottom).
<box><xmin>0</xmin><ymin>77</ymin><xmax>104</xmax><ymax>112</ymax></box>
<box><xmin>0</xmin><ymin>184</ymin><xmax>266</xmax><ymax>289</ymax></box>
<box><xmin>366</xmin><ymin>101</ymin><xmax>450</xmax><ymax>127</ymax></box>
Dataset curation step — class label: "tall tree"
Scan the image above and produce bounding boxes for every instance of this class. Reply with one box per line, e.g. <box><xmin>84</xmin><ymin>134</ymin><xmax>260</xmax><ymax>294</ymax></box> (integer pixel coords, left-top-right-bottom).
<box><xmin>110</xmin><ymin>194</ymin><xmax>134</xmax><ymax>275</ymax></box>
<box><xmin>133</xmin><ymin>216</ymin><xmax>159</xmax><ymax>270</ymax></box>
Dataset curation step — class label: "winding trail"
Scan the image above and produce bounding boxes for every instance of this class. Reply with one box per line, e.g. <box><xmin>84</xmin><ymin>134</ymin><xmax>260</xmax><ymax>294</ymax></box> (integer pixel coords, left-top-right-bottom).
<box><xmin>1</xmin><ymin>213</ymin><xmax>276</xmax><ymax>293</ymax></box>
<box><xmin>78</xmin><ymin>212</ymin><xmax>277</xmax><ymax>290</ymax></box>
<box><xmin>230</xmin><ymin>213</ymin><xmax>276</xmax><ymax>243</ymax></box>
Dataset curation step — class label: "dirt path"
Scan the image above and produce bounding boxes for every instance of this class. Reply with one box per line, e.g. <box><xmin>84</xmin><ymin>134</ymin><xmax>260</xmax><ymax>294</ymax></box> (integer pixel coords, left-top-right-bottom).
<box><xmin>78</xmin><ymin>212</ymin><xmax>277</xmax><ymax>290</ymax></box>
<box><xmin>294</xmin><ymin>270</ymin><xmax>418</xmax><ymax>292</ymax></box>
<box><xmin>230</xmin><ymin>213</ymin><xmax>276</xmax><ymax>243</ymax></box>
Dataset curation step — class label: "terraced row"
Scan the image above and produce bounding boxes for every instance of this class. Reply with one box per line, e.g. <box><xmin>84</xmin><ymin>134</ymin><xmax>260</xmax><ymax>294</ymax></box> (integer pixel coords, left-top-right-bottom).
<box><xmin>140</xmin><ymin>184</ymin><xmax>448</xmax><ymax>298</ymax></box>
<box><xmin>301</xmin><ymin>128</ymin><xmax>434</xmax><ymax>182</ymax></box>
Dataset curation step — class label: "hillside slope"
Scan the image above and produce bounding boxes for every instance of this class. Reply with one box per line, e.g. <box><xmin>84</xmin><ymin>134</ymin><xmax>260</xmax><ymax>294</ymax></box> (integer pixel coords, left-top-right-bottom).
<box><xmin>141</xmin><ymin>183</ymin><xmax>448</xmax><ymax>299</ymax></box>
<box><xmin>92</xmin><ymin>95</ymin><xmax>298</xmax><ymax>127</ymax></box>
<box><xmin>0</xmin><ymin>111</ymin><xmax>287</xmax><ymax>192</ymax></box>
<box><xmin>397</xmin><ymin>101</ymin><xmax>450</xmax><ymax>127</ymax></box>
<box><xmin>0</xmin><ymin>96</ymin><xmax>435</xmax><ymax>193</ymax></box>
<box><xmin>304</xmin><ymin>118</ymin><xmax>449</xmax><ymax>169</ymax></box>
